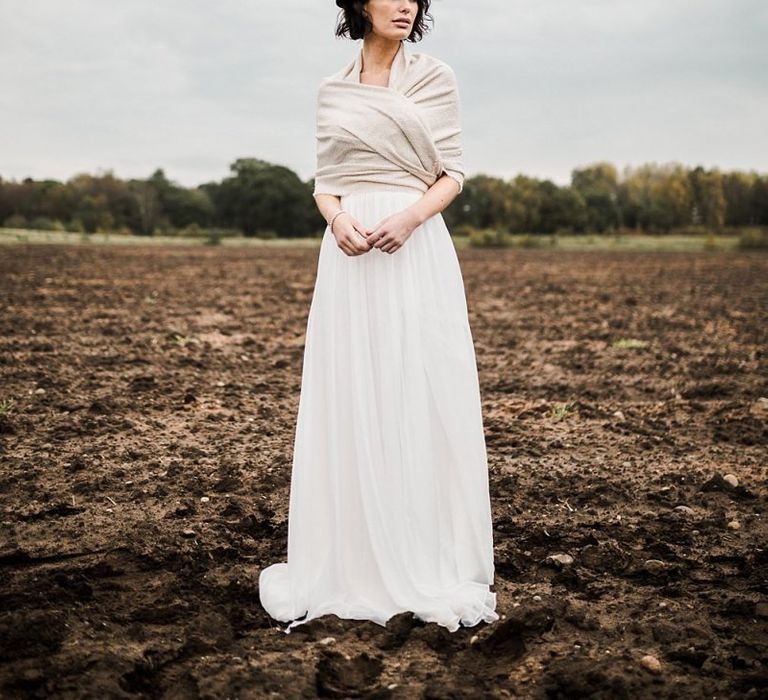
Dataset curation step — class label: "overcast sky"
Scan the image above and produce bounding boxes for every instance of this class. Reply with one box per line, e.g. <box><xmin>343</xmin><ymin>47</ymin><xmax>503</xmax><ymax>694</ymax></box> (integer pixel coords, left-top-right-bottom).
<box><xmin>1</xmin><ymin>0</ymin><xmax>766</xmax><ymax>188</ymax></box>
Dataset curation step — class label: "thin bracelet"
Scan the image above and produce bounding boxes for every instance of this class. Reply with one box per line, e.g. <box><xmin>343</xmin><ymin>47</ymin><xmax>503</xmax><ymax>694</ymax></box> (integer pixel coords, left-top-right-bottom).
<box><xmin>328</xmin><ymin>209</ymin><xmax>347</xmax><ymax>233</ymax></box>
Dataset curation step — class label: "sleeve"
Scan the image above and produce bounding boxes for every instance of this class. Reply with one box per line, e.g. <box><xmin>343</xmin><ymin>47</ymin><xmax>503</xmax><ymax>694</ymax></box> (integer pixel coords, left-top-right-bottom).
<box><xmin>434</xmin><ymin>65</ymin><xmax>465</xmax><ymax>195</ymax></box>
<box><xmin>312</xmin><ymin>80</ymin><xmax>339</xmax><ymax>198</ymax></box>
<box><xmin>312</xmin><ymin>85</ymin><xmax>326</xmax><ymax>197</ymax></box>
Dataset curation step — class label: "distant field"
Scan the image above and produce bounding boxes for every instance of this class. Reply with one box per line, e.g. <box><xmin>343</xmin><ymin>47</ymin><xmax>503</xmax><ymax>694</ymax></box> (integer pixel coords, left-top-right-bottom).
<box><xmin>0</xmin><ymin>226</ymin><xmax>745</xmax><ymax>252</ymax></box>
<box><xmin>0</xmin><ymin>227</ymin><xmax>322</xmax><ymax>248</ymax></box>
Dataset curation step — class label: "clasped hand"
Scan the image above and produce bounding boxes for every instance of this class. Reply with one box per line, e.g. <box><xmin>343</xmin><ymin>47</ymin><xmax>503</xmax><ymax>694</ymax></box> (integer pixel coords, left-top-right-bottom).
<box><xmin>331</xmin><ymin>208</ymin><xmax>421</xmax><ymax>257</ymax></box>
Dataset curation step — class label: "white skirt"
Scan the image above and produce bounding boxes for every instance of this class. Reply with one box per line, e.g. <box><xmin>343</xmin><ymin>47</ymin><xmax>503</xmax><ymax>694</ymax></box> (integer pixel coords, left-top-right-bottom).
<box><xmin>258</xmin><ymin>189</ymin><xmax>498</xmax><ymax>633</ymax></box>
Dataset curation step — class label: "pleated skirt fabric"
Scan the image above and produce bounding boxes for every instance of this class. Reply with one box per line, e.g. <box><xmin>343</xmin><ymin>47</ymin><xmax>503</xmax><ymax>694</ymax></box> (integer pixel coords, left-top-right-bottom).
<box><xmin>258</xmin><ymin>189</ymin><xmax>498</xmax><ymax>633</ymax></box>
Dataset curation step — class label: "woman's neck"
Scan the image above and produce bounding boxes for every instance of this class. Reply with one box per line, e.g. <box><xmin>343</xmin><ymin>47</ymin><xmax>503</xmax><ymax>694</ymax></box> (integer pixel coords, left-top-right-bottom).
<box><xmin>360</xmin><ymin>36</ymin><xmax>401</xmax><ymax>76</ymax></box>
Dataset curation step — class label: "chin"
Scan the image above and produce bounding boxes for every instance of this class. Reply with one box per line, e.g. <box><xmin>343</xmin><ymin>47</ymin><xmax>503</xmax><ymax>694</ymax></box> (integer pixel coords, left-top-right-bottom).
<box><xmin>374</xmin><ymin>27</ymin><xmax>410</xmax><ymax>40</ymax></box>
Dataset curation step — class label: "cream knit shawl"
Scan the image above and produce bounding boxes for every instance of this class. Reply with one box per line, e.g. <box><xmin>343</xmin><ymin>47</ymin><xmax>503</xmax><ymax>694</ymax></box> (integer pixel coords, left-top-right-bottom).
<box><xmin>313</xmin><ymin>40</ymin><xmax>464</xmax><ymax>198</ymax></box>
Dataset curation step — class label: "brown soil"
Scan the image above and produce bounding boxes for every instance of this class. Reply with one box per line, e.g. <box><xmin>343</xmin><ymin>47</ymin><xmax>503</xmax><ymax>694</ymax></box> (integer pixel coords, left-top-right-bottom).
<box><xmin>0</xmin><ymin>244</ymin><xmax>766</xmax><ymax>699</ymax></box>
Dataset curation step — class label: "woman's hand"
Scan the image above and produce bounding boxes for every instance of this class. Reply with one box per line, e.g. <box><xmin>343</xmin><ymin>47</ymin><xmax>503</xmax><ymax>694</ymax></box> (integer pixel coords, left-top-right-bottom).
<box><xmin>366</xmin><ymin>208</ymin><xmax>422</xmax><ymax>254</ymax></box>
<box><xmin>331</xmin><ymin>213</ymin><xmax>372</xmax><ymax>257</ymax></box>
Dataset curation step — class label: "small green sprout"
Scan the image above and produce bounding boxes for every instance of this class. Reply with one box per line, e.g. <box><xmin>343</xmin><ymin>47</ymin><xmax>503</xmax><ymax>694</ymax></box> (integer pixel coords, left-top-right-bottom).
<box><xmin>551</xmin><ymin>401</ymin><xmax>574</xmax><ymax>421</ymax></box>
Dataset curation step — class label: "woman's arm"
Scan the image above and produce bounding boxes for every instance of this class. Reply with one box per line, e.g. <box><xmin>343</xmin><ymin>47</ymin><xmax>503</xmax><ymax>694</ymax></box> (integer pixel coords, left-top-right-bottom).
<box><xmin>315</xmin><ymin>171</ymin><xmax>460</xmax><ymax>232</ymax></box>
<box><xmin>401</xmin><ymin>173</ymin><xmax>462</xmax><ymax>229</ymax></box>
<box><xmin>366</xmin><ymin>175</ymin><xmax>462</xmax><ymax>254</ymax></box>
<box><xmin>397</xmin><ymin>61</ymin><xmax>465</xmax><ymax>230</ymax></box>
<box><xmin>314</xmin><ymin>192</ymin><xmax>371</xmax><ymax>256</ymax></box>
<box><xmin>313</xmin><ymin>193</ymin><xmax>343</xmax><ymax>226</ymax></box>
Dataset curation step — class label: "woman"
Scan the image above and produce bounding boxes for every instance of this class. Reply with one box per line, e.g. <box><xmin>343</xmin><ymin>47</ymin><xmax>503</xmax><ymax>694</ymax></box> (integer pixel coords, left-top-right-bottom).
<box><xmin>258</xmin><ymin>0</ymin><xmax>499</xmax><ymax>634</ymax></box>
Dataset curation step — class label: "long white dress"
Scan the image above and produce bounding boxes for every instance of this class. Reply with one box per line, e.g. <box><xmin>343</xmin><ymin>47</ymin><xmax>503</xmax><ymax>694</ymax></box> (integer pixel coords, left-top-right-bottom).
<box><xmin>258</xmin><ymin>188</ymin><xmax>499</xmax><ymax>633</ymax></box>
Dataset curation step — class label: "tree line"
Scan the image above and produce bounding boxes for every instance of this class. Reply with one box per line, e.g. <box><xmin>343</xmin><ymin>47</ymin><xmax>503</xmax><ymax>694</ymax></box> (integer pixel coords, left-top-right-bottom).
<box><xmin>1</xmin><ymin>158</ymin><xmax>766</xmax><ymax>238</ymax></box>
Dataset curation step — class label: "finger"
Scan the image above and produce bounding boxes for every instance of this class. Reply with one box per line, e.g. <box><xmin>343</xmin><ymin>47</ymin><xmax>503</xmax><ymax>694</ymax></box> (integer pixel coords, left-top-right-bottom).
<box><xmin>370</xmin><ymin>218</ymin><xmax>391</xmax><ymax>238</ymax></box>
<box><xmin>347</xmin><ymin>234</ymin><xmax>369</xmax><ymax>254</ymax></box>
<box><xmin>343</xmin><ymin>238</ymin><xmax>361</xmax><ymax>255</ymax></box>
<box><xmin>351</xmin><ymin>234</ymin><xmax>370</xmax><ymax>252</ymax></box>
<box><xmin>350</xmin><ymin>222</ymin><xmax>370</xmax><ymax>245</ymax></box>
<box><xmin>354</xmin><ymin>228</ymin><xmax>371</xmax><ymax>246</ymax></box>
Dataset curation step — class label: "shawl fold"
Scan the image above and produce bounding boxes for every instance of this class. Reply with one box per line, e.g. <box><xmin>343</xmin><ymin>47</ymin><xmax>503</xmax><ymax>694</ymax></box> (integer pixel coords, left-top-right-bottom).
<box><xmin>313</xmin><ymin>40</ymin><xmax>464</xmax><ymax>198</ymax></box>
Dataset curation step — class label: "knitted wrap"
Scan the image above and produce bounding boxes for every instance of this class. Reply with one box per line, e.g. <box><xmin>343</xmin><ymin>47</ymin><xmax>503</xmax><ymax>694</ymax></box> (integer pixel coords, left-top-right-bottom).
<box><xmin>313</xmin><ymin>40</ymin><xmax>464</xmax><ymax>197</ymax></box>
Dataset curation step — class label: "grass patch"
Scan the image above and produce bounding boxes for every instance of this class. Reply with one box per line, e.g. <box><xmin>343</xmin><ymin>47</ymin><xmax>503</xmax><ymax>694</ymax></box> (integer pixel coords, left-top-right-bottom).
<box><xmin>468</xmin><ymin>228</ymin><xmax>514</xmax><ymax>248</ymax></box>
<box><xmin>171</xmin><ymin>334</ymin><xmax>194</xmax><ymax>347</ymax></box>
<box><xmin>612</xmin><ymin>338</ymin><xmax>650</xmax><ymax>350</ymax></box>
<box><xmin>0</xmin><ymin>227</ymin><xmax>325</xmax><ymax>248</ymax></box>
<box><xmin>550</xmin><ymin>401</ymin><xmax>574</xmax><ymax>421</ymax></box>
<box><xmin>452</xmin><ymin>230</ymin><xmax>745</xmax><ymax>252</ymax></box>
<box><xmin>738</xmin><ymin>227</ymin><xmax>768</xmax><ymax>250</ymax></box>
<box><xmin>2</xmin><ymin>226</ymin><xmax>762</xmax><ymax>253</ymax></box>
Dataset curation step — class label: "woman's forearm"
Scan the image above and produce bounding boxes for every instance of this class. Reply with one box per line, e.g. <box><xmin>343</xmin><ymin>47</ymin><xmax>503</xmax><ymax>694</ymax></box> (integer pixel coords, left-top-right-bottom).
<box><xmin>314</xmin><ymin>193</ymin><xmax>343</xmax><ymax>227</ymax></box>
<box><xmin>314</xmin><ymin>173</ymin><xmax>460</xmax><ymax>231</ymax></box>
<box><xmin>403</xmin><ymin>175</ymin><xmax>462</xmax><ymax>227</ymax></box>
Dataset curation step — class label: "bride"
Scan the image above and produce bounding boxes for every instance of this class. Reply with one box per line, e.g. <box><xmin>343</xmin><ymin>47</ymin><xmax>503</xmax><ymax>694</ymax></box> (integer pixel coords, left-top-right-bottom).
<box><xmin>258</xmin><ymin>0</ymin><xmax>499</xmax><ymax>634</ymax></box>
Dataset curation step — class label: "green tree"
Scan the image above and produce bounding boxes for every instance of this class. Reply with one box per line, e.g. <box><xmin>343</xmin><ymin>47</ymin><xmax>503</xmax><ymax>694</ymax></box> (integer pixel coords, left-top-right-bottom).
<box><xmin>689</xmin><ymin>166</ymin><xmax>726</xmax><ymax>232</ymax></box>
<box><xmin>723</xmin><ymin>171</ymin><xmax>758</xmax><ymax>226</ymax></box>
<box><xmin>212</xmin><ymin>158</ymin><xmax>315</xmax><ymax>237</ymax></box>
<box><xmin>571</xmin><ymin>162</ymin><xmax>620</xmax><ymax>232</ymax></box>
<box><xmin>751</xmin><ymin>175</ymin><xmax>768</xmax><ymax>225</ymax></box>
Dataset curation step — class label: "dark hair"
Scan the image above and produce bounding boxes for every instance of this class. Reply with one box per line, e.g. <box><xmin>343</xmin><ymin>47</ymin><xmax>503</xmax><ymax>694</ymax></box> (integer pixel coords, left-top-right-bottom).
<box><xmin>334</xmin><ymin>1</ymin><xmax>433</xmax><ymax>42</ymax></box>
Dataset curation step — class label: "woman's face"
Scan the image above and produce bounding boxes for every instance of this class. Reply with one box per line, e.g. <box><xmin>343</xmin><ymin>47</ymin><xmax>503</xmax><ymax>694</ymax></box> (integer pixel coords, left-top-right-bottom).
<box><xmin>363</xmin><ymin>0</ymin><xmax>418</xmax><ymax>40</ymax></box>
